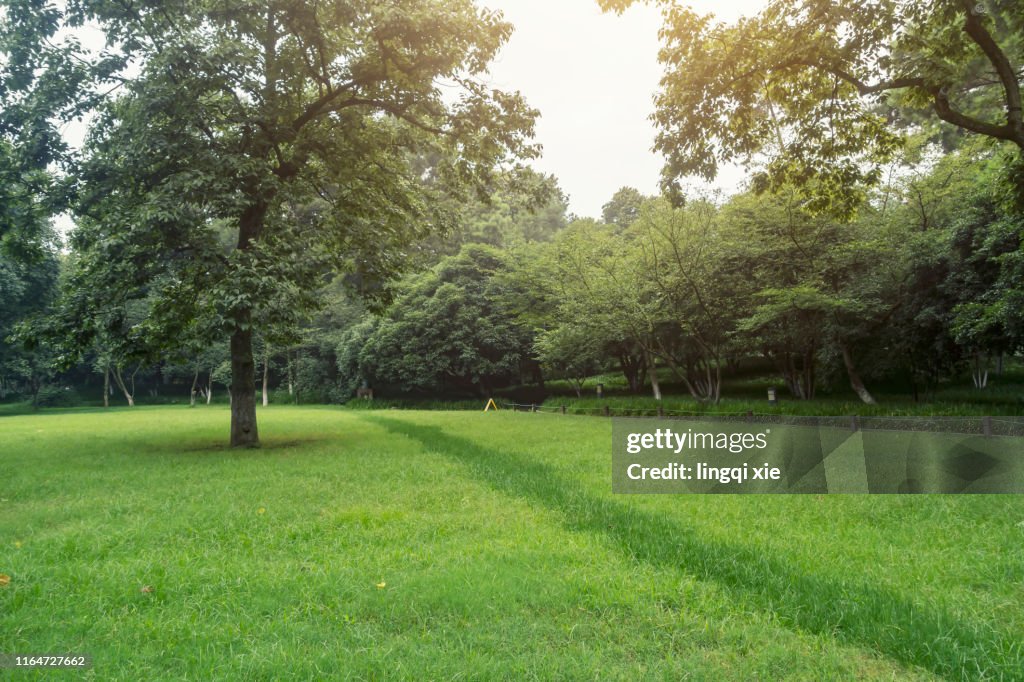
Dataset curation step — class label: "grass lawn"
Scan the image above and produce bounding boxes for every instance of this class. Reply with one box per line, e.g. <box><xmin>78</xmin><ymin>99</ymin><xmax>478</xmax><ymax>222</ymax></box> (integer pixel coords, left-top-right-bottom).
<box><xmin>1</xmin><ymin>406</ymin><xmax>1022</xmax><ymax>680</ymax></box>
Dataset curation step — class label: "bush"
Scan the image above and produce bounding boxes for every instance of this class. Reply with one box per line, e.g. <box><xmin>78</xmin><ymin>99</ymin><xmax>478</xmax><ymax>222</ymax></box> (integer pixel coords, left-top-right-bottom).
<box><xmin>269</xmin><ymin>388</ymin><xmax>296</xmax><ymax>405</ymax></box>
<box><xmin>33</xmin><ymin>385</ymin><xmax>83</xmax><ymax>408</ymax></box>
<box><xmin>341</xmin><ymin>398</ymin><xmax>484</xmax><ymax>411</ymax></box>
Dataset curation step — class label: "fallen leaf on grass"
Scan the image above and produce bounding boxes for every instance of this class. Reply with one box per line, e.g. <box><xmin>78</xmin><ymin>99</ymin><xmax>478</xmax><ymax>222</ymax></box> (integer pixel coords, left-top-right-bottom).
<box><xmin>14</xmin><ymin>541</ymin><xmax>22</xmax><ymax>549</ymax></box>
<box><xmin>257</xmin><ymin>507</ymin><xmax>266</xmax><ymax>515</ymax></box>
<box><xmin>376</xmin><ymin>581</ymin><xmax>386</xmax><ymax>589</ymax></box>
<box><xmin>0</xmin><ymin>574</ymin><xmax>10</xmax><ymax>587</ymax></box>
<box><xmin>140</xmin><ymin>585</ymin><xmax>154</xmax><ymax>594</ymax></box>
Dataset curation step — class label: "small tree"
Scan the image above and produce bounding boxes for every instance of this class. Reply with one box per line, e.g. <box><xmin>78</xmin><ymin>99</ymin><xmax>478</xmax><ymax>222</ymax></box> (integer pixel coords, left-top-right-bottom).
<box><xmin>534</xmin><ymin>325</ymin><xmax>604</xmax><ymax>398</ymax></box>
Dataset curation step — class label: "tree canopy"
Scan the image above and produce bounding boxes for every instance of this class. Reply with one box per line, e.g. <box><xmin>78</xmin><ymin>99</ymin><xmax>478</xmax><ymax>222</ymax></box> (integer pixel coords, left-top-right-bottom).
<box><xmin>600</xmin><ymin>0</ymin><xmax>1024</xmax><ymax>209</ymax></box>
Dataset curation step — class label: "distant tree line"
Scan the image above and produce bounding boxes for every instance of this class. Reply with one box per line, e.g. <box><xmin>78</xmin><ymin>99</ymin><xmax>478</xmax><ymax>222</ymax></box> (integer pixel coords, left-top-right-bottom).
<box><xmin>336</xmin><ymin>142</ymin><xmax>1022</xmax><ymax>405</ymax></box>
<box><xmin>6</xmin><ymin>139</ymin><xmax>1017</xmax><ymax>407</ymax></box>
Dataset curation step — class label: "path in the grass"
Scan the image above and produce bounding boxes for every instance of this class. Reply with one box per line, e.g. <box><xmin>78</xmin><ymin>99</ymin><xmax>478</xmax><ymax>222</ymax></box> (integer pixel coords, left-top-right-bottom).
<box><xmin>365</xmin><ymin>414</ymin><xmax>1023</xmax><ymax>681</ymax></box>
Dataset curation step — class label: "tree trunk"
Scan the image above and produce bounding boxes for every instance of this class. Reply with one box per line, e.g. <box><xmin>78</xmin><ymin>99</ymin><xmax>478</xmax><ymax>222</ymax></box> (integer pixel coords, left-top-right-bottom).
<box><xmin>287</xmin><ymin>350</ymin><xmax>294</xmax><ymax>396</ymax></box>
<box><xmin>190</xmin><ymin>367</ymin><xmax>199</xmax><ymax>407</ymax></box>
<box><xmin>713</xmin><ymin>362</ymin><xmax>721</xmax><ymax>403</ymax></box>
<box><xmin>972</xmin><ymin>352</ymin><xmax>989</xmax><ymax>389</ymax></box>
<box><xmin>787</xmin><ymin>356</ymin><xmax>804</xmax><ymax>399</ymax></box>
<box><xmin>103</xmin><ymin>362</ymin><xmax>110</xmax><ymax>408</ymax></box>
<box><xmin>620</xmin><ymin>352</ymin><xmax>645</xmax><ymax>394</ymax></box>
<box><xmin>262</xmin><ymin>348</ymin><xmax>269</xmax><ymax>407</ymax></box>
<box><xmin>802</xmin><ymin>347</ymin><xmax>816</xmax><ymax>400</ymax></box>
<box><xmin>229</xmin><ymin>192</ymin><xmax>268</xmax><ymax>446</ymax></box>
<box><xmin>112</xmin><ymin>365</ymin><xmax>135</xmax><ymax>407</ymax></box>
<box><xmin>646</xmin><ymin>352</ymin><xmax>662</xmax><ymax>401</ymax></box>
<box><xmin>230</xmin><ymin>314</ymin><xmax>260</xmax><ymax>447</ymax></box>
<box><xmin>840</xmin><ymin>343</ymin><xmax>876</xmax><ymax>405</ymax></box>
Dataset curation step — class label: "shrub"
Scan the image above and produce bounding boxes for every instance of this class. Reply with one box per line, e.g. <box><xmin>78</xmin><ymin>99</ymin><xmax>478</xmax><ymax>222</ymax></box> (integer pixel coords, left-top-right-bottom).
<box><xmin>33</xmin><ymin>385</ymin><xmax>82</xmax><ymax>408</ymax></box>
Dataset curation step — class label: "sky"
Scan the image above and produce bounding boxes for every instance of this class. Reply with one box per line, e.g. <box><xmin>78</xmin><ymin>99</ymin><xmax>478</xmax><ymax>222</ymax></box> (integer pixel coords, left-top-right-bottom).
<box><xmin>482</xmin><ymin>0</ymin><xmax>769</xmax><ymax>218</ymax></box>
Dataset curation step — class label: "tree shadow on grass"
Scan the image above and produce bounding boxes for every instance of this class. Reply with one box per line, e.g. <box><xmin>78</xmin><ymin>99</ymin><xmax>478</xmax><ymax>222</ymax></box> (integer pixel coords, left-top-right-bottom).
<box><xmin>368</xmin><ymin>415</ymin><xmax>1021</xmax><ymax>681</ymax></box>
<box><xmin>133</xmin><ymin>436</ymin><xmax>333</xmax><ymax>456</ymax></box>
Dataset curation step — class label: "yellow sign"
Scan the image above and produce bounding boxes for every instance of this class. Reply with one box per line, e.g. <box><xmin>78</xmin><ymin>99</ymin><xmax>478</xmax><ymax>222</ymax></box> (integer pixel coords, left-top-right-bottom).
<box><xmin>484</xmin><ymin>398</ymin><xmax>499</xmax><ymax>412</ymax></box>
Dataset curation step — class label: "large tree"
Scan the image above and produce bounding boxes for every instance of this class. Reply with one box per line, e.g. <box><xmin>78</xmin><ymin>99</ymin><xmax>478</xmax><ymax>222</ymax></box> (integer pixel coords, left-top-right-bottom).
<box><xmin>600</xmin><ymin>0</ymin><xmax>1024</xmax><ymax>207</ymax></box>
<box><xmin>1</xmin><ymin>0</ymin><xmax>537</xmax><ymax>445</ymax></box>
<box><xmin>0</xmin><ymin>245</ymin><xmax>60</xmax><ymax>402</ymax></box>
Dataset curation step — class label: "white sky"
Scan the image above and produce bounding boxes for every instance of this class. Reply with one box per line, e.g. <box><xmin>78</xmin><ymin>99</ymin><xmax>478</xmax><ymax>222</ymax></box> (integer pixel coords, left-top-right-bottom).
<box><xmin>483</xmin><ymin>0</ymin><xmax>769</xmax><ymax>218</ymax></box>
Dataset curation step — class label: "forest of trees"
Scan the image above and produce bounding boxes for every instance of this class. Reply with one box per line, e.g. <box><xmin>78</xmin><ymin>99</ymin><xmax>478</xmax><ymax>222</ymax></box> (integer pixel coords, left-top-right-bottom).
<box><xmin>3</xmin><ymin>142</ymin><xmax>1021</xmax><ymax>409</ymax></box>
<box><xmin>1</xmin><ymin>0</ymin><xmax>1023</xmax><ymax>445</ymax></box>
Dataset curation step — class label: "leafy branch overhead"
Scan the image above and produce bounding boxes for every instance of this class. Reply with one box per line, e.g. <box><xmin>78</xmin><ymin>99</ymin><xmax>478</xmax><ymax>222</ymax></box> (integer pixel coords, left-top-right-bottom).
<box><xmin>600</xmin><ymin>0</ymin><xmax>1023</xmax><ymax>210</ymax></box>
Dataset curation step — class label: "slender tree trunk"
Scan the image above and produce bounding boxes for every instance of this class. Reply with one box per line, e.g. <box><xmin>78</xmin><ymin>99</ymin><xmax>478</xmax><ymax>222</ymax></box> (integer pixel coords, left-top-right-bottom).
<box><xmin>190</xmin><ymin>368</ymin><xmax>199</xmax><ymax>407</ymax></box>
<box><xmin>112</xmin><ymin>365</ymin><xmax>135</xmax><ymax>407</ymax></box>
<box><xmin>803</xmin><ymin>346</ymin><xmax>816</xmax><ymax>400</ymax></box>
<box><xmin>129</xmin><ymin>365</ymin><xmax>138</xmax><ymax>403</ymax></box>
<box><xmin>620</xmin><ymin>353</ymin><xmax>644</xmax><ymax>394</ymax></box>
<box><xmin>103</xmin><ymin>362</ymin><xmax>110</xmax><ymax>408</ymax></box>
<box><xmin>972</xmin><ymin>352</ymin><xmax>989</xmax><ymax>389</ymax></box>
<box><xmin>230</xmin><ymin>310</ymin><xmax>260</xmax><ymax>447</ymax></box>
<box><xmin>792</xmin><ymin>356</ymin><xmax>807</xmax><ymax>399</ymax></box>
<box><xmin>206</xmin><ymin>370</ymin><xmax>213</xmax><ymax>404</ymax></box>
<box><xmin>646</xmin><ymin>352</ymin><xmax>662</xmax><ymax>401</ymax></box>
<box><xmin>262</xmin><ymin>348</ymin><xmax>269</xmax><ymax>407</ymax></box>
<box><xmin>287</xmin><ymin>350</ymin><xmax>294</xmax><ymax>396</ymax></box>
<box><xmin>839</xmin><ymin>343</ymin><xmax>876</xmax><ymax>405</ymax></box>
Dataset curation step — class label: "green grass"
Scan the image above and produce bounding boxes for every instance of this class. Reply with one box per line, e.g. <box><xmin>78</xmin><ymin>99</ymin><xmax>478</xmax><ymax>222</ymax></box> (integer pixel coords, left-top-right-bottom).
<box><xmin>2</xmin><ymin>406</ymin><xmax>1022</xmax><ymax>680</ymax></box>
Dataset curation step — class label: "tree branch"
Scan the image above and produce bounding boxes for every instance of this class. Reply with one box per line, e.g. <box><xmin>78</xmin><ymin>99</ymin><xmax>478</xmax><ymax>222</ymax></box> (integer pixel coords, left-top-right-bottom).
<box><xmin>290</xmin><ymin>80</ymin><xmax>359</xmax><ymax>131</ymax></box>
<box><xmin>959</xmin><ymin>0</ymin><xmax>1023</xmax><ymax>141</ymax></box>
<box><xmin>787</xmin><ymin>56</ymin><xmax>1023</xmax><ymax>148</ymax></box>
<box><xmin>786</xmin><ymin>59</ymin><xmax>924</xmax><ymax>96</ymax></box>
<box><xmin>294</xmin><ymin>94</ymin><xmax>446</xmax><ymax>137</ymax></box>
<box><xmin>931</xmin><ymin>86</ymin><xmax>1020</xmax><ymax>145</ymax></box>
